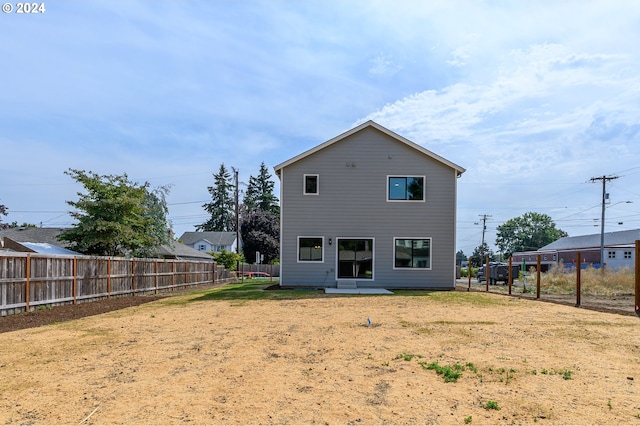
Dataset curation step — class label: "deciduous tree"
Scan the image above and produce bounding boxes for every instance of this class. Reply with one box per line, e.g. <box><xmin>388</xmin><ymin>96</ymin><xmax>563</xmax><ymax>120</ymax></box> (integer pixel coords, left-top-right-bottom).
<box><xmin>240</xmin><ymin>209</ymin><xmax>279</xmax><ymax>264</ymax></box>
<box><xmin>59</xmin><ymin>169</ymin><xmax>171</xmax><ymax>257</ymax></box>
<box><xmin>495</xmin><ymin>212</ymin><xmax>567</xmax><ymax>256</ymax></box>
<box><xmin>0</xmin><ymin>203</ymin><xmax>7</xmax><ymax>229</ymax></box>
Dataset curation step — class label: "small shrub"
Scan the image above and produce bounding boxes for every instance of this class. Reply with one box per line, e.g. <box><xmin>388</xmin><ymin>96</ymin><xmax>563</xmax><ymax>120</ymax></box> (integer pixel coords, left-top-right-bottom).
<box><xmin>397</xmin><ymin>353</ymin><xmax>422</xmax><ymax>361</ymax></box>
<box><xmin>464</xmin><ymin>415</ymin><xmax>472</xmax><ymax>424</ymax></box>
<box><xmin>483</xmin><ymin>400</ymin><xmax>500</xmax><ymax>410</ymax></box>
<box><xmin>422</xmin><ymin>361</ymin><xmax>464</xmax><ymax>383</ymax></box>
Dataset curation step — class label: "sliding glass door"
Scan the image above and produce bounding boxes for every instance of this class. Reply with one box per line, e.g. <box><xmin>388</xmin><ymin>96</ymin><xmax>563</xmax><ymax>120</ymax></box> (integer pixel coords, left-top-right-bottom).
<box><xmin>337</xmin><ymin>238</ymin><xmax>374</xmax><ymax>279</ymax></box>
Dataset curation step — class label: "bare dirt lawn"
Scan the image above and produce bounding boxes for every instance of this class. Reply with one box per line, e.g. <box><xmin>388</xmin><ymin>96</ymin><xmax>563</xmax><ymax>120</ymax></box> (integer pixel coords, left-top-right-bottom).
<box><xmin>1</xmin><ymin>285</ymin><xmax>639</xmax><ymax>425</ymax></box>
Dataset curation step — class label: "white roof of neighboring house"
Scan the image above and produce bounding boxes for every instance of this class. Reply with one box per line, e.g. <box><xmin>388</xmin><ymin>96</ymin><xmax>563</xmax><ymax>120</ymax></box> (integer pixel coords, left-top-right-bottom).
<box><xmin>17</xmin><ymin>242</ymin><xmax>81</xmax><ymax>255</ymax></box>
<box><xmin>274</xmin><ymin>120</ymin><xmax>466</xmax><ymax>176</ymax></box>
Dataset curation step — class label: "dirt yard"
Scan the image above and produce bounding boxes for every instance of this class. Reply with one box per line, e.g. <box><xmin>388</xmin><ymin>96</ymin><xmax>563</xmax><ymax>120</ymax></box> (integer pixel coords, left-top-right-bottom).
<box><xmin>1</xmin><ymin>287</ymin><xmax>639</xmax><ymax>425</ymax></box>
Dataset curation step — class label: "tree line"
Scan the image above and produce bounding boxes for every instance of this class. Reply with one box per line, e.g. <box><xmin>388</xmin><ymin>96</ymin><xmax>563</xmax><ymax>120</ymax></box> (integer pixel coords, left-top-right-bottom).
<box><xmin>457</xmin><ymin>212</ymin><xmax>568</xmax><ymax>267</ymax></box>
<box><xmin>0</xmin><ymin>163</ymin><xmax>280</xmax><ymax>266</ymax></box>
<box><xmin>2</xmin><ymin>173</ymin><xmax>567</xmax><ymax>269</ymax></box>
<box><xmin>195</xmin><ymin>162</ymin><xmax>279</xmax><ymax>266</ymax></box>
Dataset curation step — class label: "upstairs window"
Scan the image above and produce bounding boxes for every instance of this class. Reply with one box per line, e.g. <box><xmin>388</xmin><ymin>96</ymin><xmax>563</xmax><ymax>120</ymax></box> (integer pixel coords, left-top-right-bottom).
<box><xmin>304</xmin><ymin>174</ymin><xmax>319</xmax><ymax>195</ymax></box>
<box><xmin>388</xmin><ymin>176</ymin><xmax>424</xmax><ymax>201</ymax></box>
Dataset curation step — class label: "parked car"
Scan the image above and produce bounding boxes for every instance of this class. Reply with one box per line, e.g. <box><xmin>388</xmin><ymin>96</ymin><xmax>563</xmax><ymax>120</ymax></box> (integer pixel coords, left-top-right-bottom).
<box><xmin>242</xmin><ymin>271</ymin><xmax>271</xmax><ymax>279</ymax></box>
<box><xmin>477</xmin><ymin>266</ymin><xmax>486</xmax><ymax>283</ymax></box>
<box><xmin>476</xmin><ymin>262</ymin><xmax>501</xmax><ymax>283</ymax></box>
<box><xmin>478</xmin><ymin>262</ymin><xmax>519</xmax><ymax>285</ymax></box>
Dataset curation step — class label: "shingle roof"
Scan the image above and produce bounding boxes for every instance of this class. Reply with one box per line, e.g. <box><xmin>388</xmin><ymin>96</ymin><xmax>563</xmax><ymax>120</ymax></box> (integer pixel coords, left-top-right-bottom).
<box><xmin>158</xmin><ymin>241</ymin><xmax>214</xmax><ymax>261</ymax></box>
<box><xmin>1</xmin><ymin>227</ymin><xmax>213</xmax><ymax>260</ymax></box>
<box><xmin>0</xmin><ymin>227</ymin><xmax>70</xmax><ymax>247</ymax></box>
<box><xmin>541</xmin><ymin>229</ymin><xmax>640</xmax><ymax>250</ymax></box>
<box><xmin>178</xmin><ymin>231</ymin><xmax>237</xmax><ymax>247</ymax></box>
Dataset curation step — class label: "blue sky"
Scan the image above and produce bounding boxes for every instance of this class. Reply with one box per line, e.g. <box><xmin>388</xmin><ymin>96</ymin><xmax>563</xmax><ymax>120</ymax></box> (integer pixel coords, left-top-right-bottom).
<box><xmin>1</xmin><ymin>0</ymin><xmax>639</xmax><ymax>255</ymax></box>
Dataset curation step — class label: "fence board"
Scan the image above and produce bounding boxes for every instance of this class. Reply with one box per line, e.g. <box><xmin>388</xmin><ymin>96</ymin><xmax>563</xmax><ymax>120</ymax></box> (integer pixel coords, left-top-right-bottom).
<box><xmin>0</xmin><ymin>253</ymin><xmax>230</xmax><ymax>316</ymax></box>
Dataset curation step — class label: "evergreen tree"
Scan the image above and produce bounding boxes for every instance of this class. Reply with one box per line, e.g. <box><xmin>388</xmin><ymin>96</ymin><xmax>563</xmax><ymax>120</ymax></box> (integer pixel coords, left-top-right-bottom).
<box><xmin>243</xmin><ymin>162</ymin><xmax>279</xmax><ymax>215</ymax></box>
<box><xmin>470</xmin><ymin>243</ymin><xmax>494</xmax><ymax>266</ymax></box>
<box><xmin>240</xmin><ymin>162</ymin><xmax>280</xmax><ymax>263</ymax></box>
<box><xmin>197</xmin><ymin>164</ymin><xmax>235</xmax><ymax>232</ymax></box>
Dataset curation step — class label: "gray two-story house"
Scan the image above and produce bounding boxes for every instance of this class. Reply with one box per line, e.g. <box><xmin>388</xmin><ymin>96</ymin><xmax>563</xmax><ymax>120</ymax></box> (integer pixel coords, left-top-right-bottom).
<box><xmin>274</xmin><ymin>120</ymin><xmax>465</xmax><ymax>290</ymax></box>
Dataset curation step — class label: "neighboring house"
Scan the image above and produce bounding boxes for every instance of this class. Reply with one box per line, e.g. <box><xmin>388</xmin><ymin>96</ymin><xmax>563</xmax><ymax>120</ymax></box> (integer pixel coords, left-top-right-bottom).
<box><xmin>273</xmin><ymin>120</ymin><xmax>466</xmax><ymax>290</ymax></box>
<box><xmin>178</xmin><ymin>231</ymin><xmax>240</xmax><ymax>254</ymax></box>
<box><xmin>0</xmin><ymin>227</ymin><xmax>79</xmax><ymax>255</ymax></box>
<box><xmin>512</xmin><ymin>228</ymin><xmax>640</xmax><ymax>271</ymax></box>
<box><xmin>158</xmin><ymin>241</ymin><xmax>214</xmax><ymax>261</ymax></box>
<box><xmin>0</xmin><ymin>227</ymin><xmax>211</xmax><ymax>261</ymax></box>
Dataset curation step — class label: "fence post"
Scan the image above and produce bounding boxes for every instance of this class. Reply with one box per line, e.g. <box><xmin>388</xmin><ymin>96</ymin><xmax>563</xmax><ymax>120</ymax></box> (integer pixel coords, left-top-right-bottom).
<box><xmin>536</xmin><ymin>255</ymin><xmax>541</xmax><ymax>299</ymax></box>
<box><xmin>131</xmin><ymin>259</ymin><xmax>136</xmax><ymax>296</ymax></box>
<box><xmin>635</xmin><ymin>241</ymin><xmax>639</xmax><ymax>317</ymax></box>
<box><xmin>485</xmin><ymin>256</ymin><xmax>489</xmax><ymax>291</ymax></box>
<box><xmin>25</xmin><ymin>254</ymin><xmax>31</xmax><ymax>312</ymax></box>
<box><xmin>508</xmin><ymin>256</ymin><xmax>513</xmax><ymax>295</ymax></box>
<box><xmin>154</xmin><ymin>260</ymin><xmax>159</xmax><ymax>294</ymax></box>
<box><xmin>107</xmin><ymin>257</ymin><xmax>112</xmax><ymax>299</ymax></box>
<box><xmin>73</xmin><ymin>256</ymin><xmax>77</xmax><ymax>304</ymax></box>
<box><xmin>576</xmin><ymin>251</ymin><xmax>581</xmax><ymax>307</ymax></box>
<box><xmin>467</xmin><ymin>257</ymin><xmax>471</xmax><ymax>291</ymax></box>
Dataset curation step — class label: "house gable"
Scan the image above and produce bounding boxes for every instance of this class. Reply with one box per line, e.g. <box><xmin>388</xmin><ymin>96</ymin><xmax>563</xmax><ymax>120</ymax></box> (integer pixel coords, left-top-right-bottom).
<box><xmin>274</xmin><ymin>120</ymin><xmax>465</xmax><ymax>177</ymax></box>
<box><xmin>178</xmin><ymin>232</ymin><xmax>238</xmax><ymax>253</ymax></box>
<box><xmin>275</xmin><ymin>121</ymin><xmax>464</xmax><ymax>289</ymax></box>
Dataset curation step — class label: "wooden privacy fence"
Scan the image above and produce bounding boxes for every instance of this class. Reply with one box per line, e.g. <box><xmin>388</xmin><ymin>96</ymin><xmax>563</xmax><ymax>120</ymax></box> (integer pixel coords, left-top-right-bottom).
<box><xmin>0</xmin><ymin>252</ymin><xmax>230</xmax><ymax>316</ymax></box>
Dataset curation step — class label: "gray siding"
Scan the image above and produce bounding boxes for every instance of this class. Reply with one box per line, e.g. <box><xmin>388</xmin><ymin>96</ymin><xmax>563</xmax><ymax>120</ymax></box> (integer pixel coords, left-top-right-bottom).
<box><xmin>279</xmin><ymin>126</ymin><xmax>459</xmax><ymax>289</ymax></box>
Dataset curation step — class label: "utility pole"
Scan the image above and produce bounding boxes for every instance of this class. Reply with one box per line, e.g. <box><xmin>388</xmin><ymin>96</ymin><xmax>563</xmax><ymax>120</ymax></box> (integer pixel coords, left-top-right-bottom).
<box><xmin>590</xmin><ymin>175</ymin><xmax>619</xmax><ymax>270</ymax></box>
<box><xmin>478</xmin><ymin>214</ymin><xmax>491</xmax><ymax>260</ymax></box>
<box><xmin>233</xmin><ymin>167</ymin><xmax>240</xmax><ymax>274</ymax></box>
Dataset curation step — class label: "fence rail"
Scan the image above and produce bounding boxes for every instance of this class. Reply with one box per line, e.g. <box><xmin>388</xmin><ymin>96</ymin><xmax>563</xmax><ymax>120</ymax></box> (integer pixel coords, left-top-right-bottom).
<box><xmin>0</xmin><ymin>252</ymin><xmax>232</xmax><ymax>316</ymax></box>
<box><xmin>462</xmin><ymin>240</ymin><xmax>640</xmax><ymax>317</ymax></box>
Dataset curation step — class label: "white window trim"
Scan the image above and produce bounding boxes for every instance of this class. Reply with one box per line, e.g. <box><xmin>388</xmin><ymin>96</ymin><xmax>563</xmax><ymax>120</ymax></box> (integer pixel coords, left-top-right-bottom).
<box><xmin>297</xmin><ymin>236</ymin><xmax>324</xmax><ymax>263</ymax></box>
<box><xmin>303</xmin><ymin>174</ymin><xmax>319</xmax><ymax>195</ymax></box>
<box><xmin>392</xmin><ymin>237</ymin><xmax>433</xmax><ymax>270</ymax></box>
<box><xmin>386</xmin><ymin>175</ymin><xmax>426</xmax><ymax>202</ymax></box>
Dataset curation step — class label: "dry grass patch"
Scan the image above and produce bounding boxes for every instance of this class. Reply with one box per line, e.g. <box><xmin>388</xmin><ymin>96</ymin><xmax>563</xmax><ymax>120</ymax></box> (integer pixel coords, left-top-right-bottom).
<box><xmin>540</xmin><ymin>264</ymin><xmax>634</xmax><ymax>297</ymax></box>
